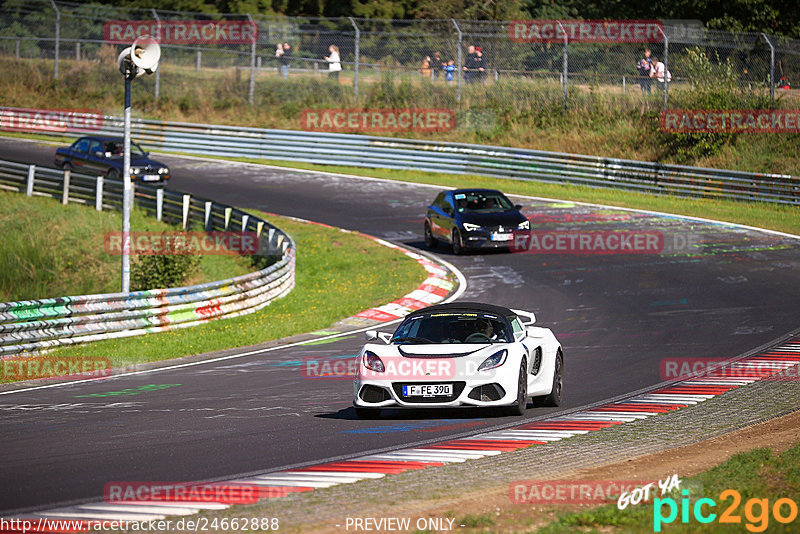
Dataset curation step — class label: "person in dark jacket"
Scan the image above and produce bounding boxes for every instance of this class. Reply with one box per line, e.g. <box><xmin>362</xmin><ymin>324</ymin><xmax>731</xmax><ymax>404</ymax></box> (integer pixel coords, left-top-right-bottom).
<box><xmin>463</xmin><ymin>45</ymin><xmax>481</xmax><ymax>84</ymax></box>
<box><xmin>276</xmin><ymin>42</ymin><xmax>292</xmax><ymax>79</ymax></box>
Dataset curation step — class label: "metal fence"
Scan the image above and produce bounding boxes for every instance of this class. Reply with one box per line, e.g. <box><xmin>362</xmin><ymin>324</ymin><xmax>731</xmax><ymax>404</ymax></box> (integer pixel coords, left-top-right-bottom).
<box><xmin>1</xmin><ymin>1</ymin><xmax>799</xmax><ymax>109</ymax></box>
<box><xmin>8</xmin><ymin>113</ymin><xmax>797</xmax><ymax>205</ymax></box>
<box><xmin>0</xmin><ymin>159</ymin><xmax>296</xmax><ymax>356</ymax></box>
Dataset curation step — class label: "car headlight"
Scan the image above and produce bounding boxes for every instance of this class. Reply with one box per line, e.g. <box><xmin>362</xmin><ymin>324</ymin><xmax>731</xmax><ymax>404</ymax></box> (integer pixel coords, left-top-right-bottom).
<box><xmin>517</xmin><ymin>220</ymin><xmax>530</xmax><ymax>230</ymax></box>
<box><xmin>130</xmin><ymin>167</ymin><xmax>141</xmax><ymax>175</ymax></box>
<box><xmin>363</xmin><ymin>351</ymin><xmax>385</xmax><ymax>373</ymax></box>
<box><xmin>462</xmin><ymin>222</ymin><xmax>482</xmax><ymax>232</ymax></box>
<box><xmin>478</xmin><ymin>349</ymin><xmax>508</xmax><ymax>371</ymax></box>
<box><xmin>158</xmin><ymin>167</ymin><xmax>169</xmax><ymax>174</ymax></box>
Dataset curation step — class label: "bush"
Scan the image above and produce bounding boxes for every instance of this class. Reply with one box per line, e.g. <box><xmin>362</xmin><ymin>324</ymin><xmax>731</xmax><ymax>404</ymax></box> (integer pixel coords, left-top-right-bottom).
<box><xmin>131</xmin><ymin>247</ymin><xmax>200</xmax><ymax>291</ymax></box>
<box><xmin>661</xmin><ymin>47</ymin><xmax>772</xmax><ymax>162</ymax></box>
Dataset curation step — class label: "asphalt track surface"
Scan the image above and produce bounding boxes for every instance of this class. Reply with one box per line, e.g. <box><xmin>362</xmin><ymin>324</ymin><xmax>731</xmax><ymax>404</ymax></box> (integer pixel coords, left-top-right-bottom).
<box><xmin>1</xmin><ymin>138</ymin><xmax>799</xmax><ymax>514</ymax></box>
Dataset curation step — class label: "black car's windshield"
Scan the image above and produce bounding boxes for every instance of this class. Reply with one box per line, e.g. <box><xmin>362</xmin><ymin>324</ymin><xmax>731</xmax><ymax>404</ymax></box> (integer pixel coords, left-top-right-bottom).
<box><xmin>455</xmin><ymin>192</ymin><xmax>514</xmax><ymax>213</ymax></box>
<box><xmin>103</xmin><ymin>141</ymin><xmax>147</xmax><ymax>159</ymax></box>
<box><xmin>392</xmin><ymin>312</ymin><xmax>512</xmax><ymax>344</ymax></box>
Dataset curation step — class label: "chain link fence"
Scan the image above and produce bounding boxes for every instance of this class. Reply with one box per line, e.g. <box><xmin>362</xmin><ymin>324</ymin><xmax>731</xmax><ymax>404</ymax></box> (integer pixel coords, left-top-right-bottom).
<box><xmin>1</xmin><ymin>1</ymin><xmax>799</xmax><ymax>111</ymax></box>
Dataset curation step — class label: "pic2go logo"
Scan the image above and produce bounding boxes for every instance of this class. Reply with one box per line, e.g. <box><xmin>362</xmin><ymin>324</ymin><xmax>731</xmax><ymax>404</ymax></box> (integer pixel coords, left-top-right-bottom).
<box><xmin>654</xmin><ymin>489</ymin><xmax>799</xmax><ymax>532</ymax></box>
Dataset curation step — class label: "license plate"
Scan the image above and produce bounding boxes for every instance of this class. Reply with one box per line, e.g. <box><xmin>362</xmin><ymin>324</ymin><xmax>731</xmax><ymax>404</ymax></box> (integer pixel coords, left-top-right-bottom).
<box><xmin>491</xmin><ymin>233</ymin><xmax>513</xmax><ymax>242</ymax></box>
<box><xmin>142</xmin><ymin>174</ymin><xmax>160</xmax><ymax>181</ymax></box>
<box><xmin>402</xmin><ymin>384</ymin><xmax>452</xmax><ymax>397</ymax></box>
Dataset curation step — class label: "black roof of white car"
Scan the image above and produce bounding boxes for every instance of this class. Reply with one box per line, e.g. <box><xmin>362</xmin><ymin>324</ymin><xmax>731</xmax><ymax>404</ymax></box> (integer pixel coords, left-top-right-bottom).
<box><xmin>407</xmin><ymin>302</ymin><xmax>515</xmax><ymax>318</ymax></box>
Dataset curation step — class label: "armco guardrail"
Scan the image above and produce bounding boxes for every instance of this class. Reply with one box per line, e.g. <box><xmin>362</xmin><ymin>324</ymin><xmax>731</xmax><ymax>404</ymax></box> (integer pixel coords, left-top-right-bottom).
<box><xmin>0</xmin><ymin>159</ymin><xmax>295</xmax><ymax>357</ymax></box>
<box><xmin>3</xmin><ymin>110</ymin><xmax>797</xmax><ymax>205</ymax></box>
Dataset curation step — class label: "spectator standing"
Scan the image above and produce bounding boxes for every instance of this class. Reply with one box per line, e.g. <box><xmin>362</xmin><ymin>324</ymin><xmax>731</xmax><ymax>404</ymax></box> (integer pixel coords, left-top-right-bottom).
<box><xmin>463</xmin><ymin>45</ymin><xmax>479</xmax><ymax>84</ymax></box>
<box><xmin>475</xmin><ymin>46</ymin><xmax>486</xmax><ymax>82</ymax></box>
<box><xmin>432</xmin><ymin>51</ymin><xmax>443</xmax><ymax>80</ymax></box>
<box><xmin>276</xmin><ymin>42</ymin><xmax>292</xmax><ymax>80</ymax></box>
<box><xmin>420</xmin><ymin>56</ymin><xmax>432</xmax><ymax>79</ymax></box>
<box><xmin>637</xmin><ymin>48</ymin><xmax>652</xmax><ymax>93</ymax></box>
<box><xmin>443</xmin><ymin>59</ymin><xmax>455</xmax><ymax>84</ymax></box>
<box><xmin>325</xmin><ymin>44</ymin><xmax>341</xmax><ymax>81</ymax></box>
<box><xmin>649</xmin><ymin>55</ymin><xmax>672</xmax><ymax>88</ymax></box>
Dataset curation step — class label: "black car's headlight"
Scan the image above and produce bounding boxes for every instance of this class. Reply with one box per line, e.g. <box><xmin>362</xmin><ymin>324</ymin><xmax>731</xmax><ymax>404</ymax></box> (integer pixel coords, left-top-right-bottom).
<box><xmin>462</xmin><ymin>222</ymin><xmax>482</xmax><ymax>232</ymax></box>
<box><xmin>363</xmin><ymin>351</ymin><xmax>385</xmax><ymax>373</ymax></box>
<box><xmin>517</xmin><ymin>220</ymin><xmax>530</xmax><ymax>230</ymax></box>
<box><xmin>130</xmin><ymin>167</ymin><xmax>141</xmax><ymax>175</ymax></box>
<box><xmin>478</xmin><ymin>349</ymin><xmax>508</xmax><ymax>371</ymax></box>
<box><xmin>158</xmin><ymin>167</ymin><xmax>169</xmax><ymax>174</ymax></box>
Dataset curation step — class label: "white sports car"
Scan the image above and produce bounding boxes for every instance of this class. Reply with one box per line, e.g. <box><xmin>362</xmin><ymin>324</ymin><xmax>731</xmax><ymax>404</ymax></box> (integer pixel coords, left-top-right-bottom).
<box><xmin>353</xmin><ymin>302</ymin><xmax>563</xmax><ymax>419</ymax></box>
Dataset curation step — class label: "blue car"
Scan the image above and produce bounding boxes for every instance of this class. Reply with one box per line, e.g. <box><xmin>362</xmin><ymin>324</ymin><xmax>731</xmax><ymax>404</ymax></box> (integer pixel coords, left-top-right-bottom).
<box><xmin>424</xmin><ymin>188</ymin><xmax>530</xmax><ymax>254</ymax></box>
<box><xmin>54</xmin><ymin>136</ymin><xmax>170</xmax><ymax>183</ymax></box>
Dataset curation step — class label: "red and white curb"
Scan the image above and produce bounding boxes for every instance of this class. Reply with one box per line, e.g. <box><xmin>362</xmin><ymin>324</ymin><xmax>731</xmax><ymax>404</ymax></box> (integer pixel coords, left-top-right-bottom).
<box><xmin>354</xmin><ymin>238</ymin><xmax>454</xmax><ymax>322</ymax></box>
<box><xmin>9</xmin><ymin>337</ymin><xmax>799</xmax><ymax>529</ymax></box>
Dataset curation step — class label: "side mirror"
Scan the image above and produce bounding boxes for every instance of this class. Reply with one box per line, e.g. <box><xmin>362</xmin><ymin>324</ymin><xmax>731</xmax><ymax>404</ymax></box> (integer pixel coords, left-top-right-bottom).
<box><xmin>515</xmin><ymin>204</ymin><xmax>523</xmax><ymax>210</ymax></box>
<box><xmin>365</xmin><ymin>331</ymin><xmax>391</xmax><ymax>343</ymax></box>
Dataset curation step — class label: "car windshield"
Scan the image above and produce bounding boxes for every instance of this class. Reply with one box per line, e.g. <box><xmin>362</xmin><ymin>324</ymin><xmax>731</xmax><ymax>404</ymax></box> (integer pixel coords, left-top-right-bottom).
<box><xmin>392</xmin><ymin>312</ymin><xmax>512</xmax><ymax>344</ymax></box>
<box><xmin>455</xmin><ymin>192</ymin><xmax>514</xmax><ymax>213</ymax></box>
<box><xmin>103</xmin><ymin>141</ymin><xmax>146</xmax><ymax>158</ymax></box>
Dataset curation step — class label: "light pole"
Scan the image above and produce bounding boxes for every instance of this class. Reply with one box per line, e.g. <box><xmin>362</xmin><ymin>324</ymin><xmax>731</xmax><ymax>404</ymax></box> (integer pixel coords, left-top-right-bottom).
<box><xmin>117</xmin><ymin>37</ymin><xmax>160</xmax><ymax>293</ymax></box>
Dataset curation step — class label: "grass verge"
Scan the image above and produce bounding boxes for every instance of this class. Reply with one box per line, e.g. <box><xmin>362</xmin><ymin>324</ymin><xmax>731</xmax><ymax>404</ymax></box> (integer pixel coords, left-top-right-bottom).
<box><xmin>2</xmin><ymin>55</ymin><xmax>799</xmax><ymax>174</ymax></box>
<box><xmin>40</xmin><ymin>212</ymin><xmax>425</xmax><ymax>371</ymax></box>
<box><xmin>0</xmin><ymin>190</ymin><xmax>252</xmax><ymax>302</ymax></box>
<box><xmin>535</xmin><ymin>442</ymin><xmax>800</xmax><ymax>533</ymax></box>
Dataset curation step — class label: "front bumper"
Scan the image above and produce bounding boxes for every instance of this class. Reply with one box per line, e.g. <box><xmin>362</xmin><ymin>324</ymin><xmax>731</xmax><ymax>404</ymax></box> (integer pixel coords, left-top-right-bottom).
<box><xmin>461</xmin><ymin>228</ymin><xmax>527</xmax><ymax>250</ymax></box>
<box><xmin>353</xmin><ymin>377</ymin><xmax>517</xmax><ymax>409</ymax></box>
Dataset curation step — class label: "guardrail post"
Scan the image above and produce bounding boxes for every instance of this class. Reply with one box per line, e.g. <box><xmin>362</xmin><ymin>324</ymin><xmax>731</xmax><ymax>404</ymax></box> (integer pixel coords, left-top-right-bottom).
<box><xmin>48</xmin><ymin>0</ymin><xmax>60</xmax><ymax>80</ymax></box>
<box><xmin>26</xmin><ymin>165</ymin><xmax>35</xmax><ymax>196</ymax></box>
<box><xmin>15</xmin><ymin>40</ymin><xmax>20</xmax><ymax>60</ymax></box>
<box><xmin>75</xmin><ymin>42</ymin><xmax>80</xmax><ymax>61</ymax></box>
<box><xmin>761</xmin><ymin>33</ymin><xmax>775</xmax><ymax>108</ymax></box>
<box><xmin>182</xmin><ymin>194</ymin><xmax>191</xmax><ymax>229</ymax></box>
<box><xmin>95</xmin><ymin>176</ymin><xmax>103</xmax><ymax>211</ymax></box>
<box><xmin>196</xmin><ymin>50</ymin><xmax>201</xmax><ymax>71</ymax></box>
<box><xmin>241</xmin><ymin>214</ymin><xmax>250</xmax><ymax>231</ymax></box>
<box><xmin>257</xmin><ymin>56</ymin><xmax>262</xmax><ymax>73</ymax></box>
<box><xmin>224</xmin><ymin>207</ymin><xmax>232</xmax><ymax>230</ymax></box>
<box><xmin>62</xmin><ymin>168</ymin><xmax>70</xmax><ymax>205</ymax></box>
<box><xmin>622</xmin><ymin>75</ymin><xmax>626</xmax><ymax>93</ymax></box>
<box><xmin>204</xmin><ymin>201</ymin><xmax>212</xmax><ymax>230</ymax></box>
<box><xmin>247</xmin><ymin>14</ymin><xmax>256</xmax><ymax>106</ymax></box>
<box><xmin>349</xmin><ymin>17</ymin><xmax>360</xmax><ymax>100</ymax></box>
<box><xmin>256</xmin><ymin>220</ymin><xmax>264</xmax><ymax>238</ymax></box>
<box><xmin>156</xmin><ymin>187</ymin><xmax>163</xmax><ymax>221</ymax></box>
<box><xmin>558</xmin><ymin>21</ymin><xmax>568</xmax><ymax>111</ymax></box>
<box><xmin>151</xmin><ymin>8</ymin><xmax>161</xmax><ymax>99</ymax></box>
<box><xmin>661</xmin><ymin>28</ymin><xmax>669</xmax><ymax>110</ymax></box>
<box><xmin>451</xmin><ymin>19</ymin><xmax>462</xmax><ymax>104</ymax></box>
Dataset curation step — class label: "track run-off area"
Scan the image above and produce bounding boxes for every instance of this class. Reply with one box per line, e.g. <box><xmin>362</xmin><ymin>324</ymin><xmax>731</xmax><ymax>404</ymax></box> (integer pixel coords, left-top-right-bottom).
<box><xmin>1</xmin><ymin>136</ymin><xmax>799</xmax><ymax>516</ymax></box>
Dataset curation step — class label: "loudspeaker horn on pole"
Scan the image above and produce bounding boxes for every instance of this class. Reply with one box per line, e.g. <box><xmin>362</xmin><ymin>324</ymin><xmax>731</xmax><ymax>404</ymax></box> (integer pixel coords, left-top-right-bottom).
<box><xmin>117</xmin><ymin>36</ymin><xmax>161</xmax><ymax>78</ymax></box>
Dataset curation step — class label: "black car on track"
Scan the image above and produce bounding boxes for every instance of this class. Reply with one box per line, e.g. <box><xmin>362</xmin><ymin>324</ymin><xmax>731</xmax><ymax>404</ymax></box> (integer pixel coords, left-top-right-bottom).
<box><xmin>54</xmin><ymin>136</ymin><xmax>170</xmax><ymax>183</ymax></box>
<box><xmin>424</xmin><ymin>188</ymin><xmax>530</xmax><ymax>254</ymax></box>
